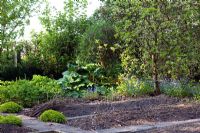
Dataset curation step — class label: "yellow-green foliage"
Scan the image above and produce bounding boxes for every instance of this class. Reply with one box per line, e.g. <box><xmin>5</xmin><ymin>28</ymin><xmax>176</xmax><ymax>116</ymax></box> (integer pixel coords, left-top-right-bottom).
<box><xmin>0</xmin><ymin>102</ymin><xmax>23</xmax><ymax>113</ymax></box>
<box><xmin>117</xmin><ymin>77</ymin><xmax>154</xmax><ymax>97</ymax></box>
<box><xmin>0</xmin><ymin>75</ymin><xmax>62</xmax><ymax>107</ymax></box>
<box><xmin>0</xmin><ymin>115</ymin><xmax>22</xmax><ymax>126</ymax></box>
<box><xmin>83</xmin><ymin>91</ymin><xmax>99</xmax><ymax>100</ymax></box>
<box><xmin>39</xmin><ymin>110</ymin><xmax>66</xmax><ymax>123</ymax></box>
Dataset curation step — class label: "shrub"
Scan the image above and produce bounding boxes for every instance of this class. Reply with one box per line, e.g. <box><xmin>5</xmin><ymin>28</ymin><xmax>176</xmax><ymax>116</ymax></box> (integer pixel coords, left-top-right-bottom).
<box><xmin>39</xmin><ymin>110</ymin><xmax>66</xmax><ymax>123</ymax></box>
<box><xmin>58</xmin><ymin>64</ymin><xmax>93</xmax><ymax>98</ymax></box>
<box><xmin>104</xmin><ymin>87</ymin><xmax>121</xmax><ymax>101</ymax></box>
<box><xmin>83</xmin><ymin>91</ymin><xmax>99</xmax><ymax>100</ymax></box>
<box><xmin>192</xmin><ymin>84</ymin><xmax>200</xmax><ymax>100</ymax></box>
<box><xmin>164</xmin><ymin>87</ymin><xmax>188</xmax><ymax>97</ymax></box>
<box><xmin>0</xmin><ymin>115</ymin><xmax>22</xmax><ymax>126</ymax></box>
<box><xmin>117</xmin><ymin>77</ymin><xmax>154</xmax><ymax>97</ymax></box>
<box><xmin>161</xmin><ymin>81</ymin><xmax>193</xmax><ymax>98</ymax></box>
<box><xmin>0</xmin><ymin>102</ymin><xmax>23</xmax><ymax>113</ymax></box>
<box><xmin>0</xmin><ymin>75</ymin><xmax>62</xmax><ymax>107</ymax></box>
<box><xmin>96</xmin><ymin>86</ymin><xmax>110</xmax><ymax>96</ymax></box>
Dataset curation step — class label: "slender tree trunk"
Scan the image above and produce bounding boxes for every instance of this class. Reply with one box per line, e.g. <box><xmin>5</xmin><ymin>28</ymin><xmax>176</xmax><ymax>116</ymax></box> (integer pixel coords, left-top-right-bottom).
<box><xmin>0</xmin><ymin>47</ymin><xmax>2</xmax><ymax>56</ymax></box>
<box><xmin>14</xmin><ymin>42</ymin><xmax>18</xmax><ymax>67</ymax></box>
<box><xmin>152</xmin><ymin>54</ymin><xmax>161</xmax><ymax>95</ymax></box>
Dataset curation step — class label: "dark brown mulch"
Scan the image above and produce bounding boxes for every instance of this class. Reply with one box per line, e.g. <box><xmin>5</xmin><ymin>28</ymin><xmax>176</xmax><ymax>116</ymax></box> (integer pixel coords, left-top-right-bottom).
<box><xmin>24</xmin><ymin>95</ymin><xmax>180</xmax><ymax>117</ymax></box>
<box><xmin>0</xmin><ymin>124</ymin><xmax>35</xmax><ymax>133</ymax></box>
<box><xmin>23</xmin><ymin>95</ymin><xmax>200</xmax><ymax>131</ymax></box>
<box><xmin>22</xmin><ymin>98</ymin><xmax>91</xmax><ymax>117</ymax></box>
<box><xmin>66</xmin><ymin>96</ymin><xmax>200</xmax><ymax>130</ymax></box>
<box><xmin>67</xmin><ymin>103</ymin><xmax>200</xmax><ymax>130</ymax></box>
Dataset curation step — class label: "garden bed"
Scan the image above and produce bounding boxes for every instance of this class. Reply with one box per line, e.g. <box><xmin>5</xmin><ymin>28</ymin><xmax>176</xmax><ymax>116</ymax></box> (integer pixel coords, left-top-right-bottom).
<box><xmin>23</xmin><ymin>95</ymin><xmax>200</xmax><ymax>131</ymax></box>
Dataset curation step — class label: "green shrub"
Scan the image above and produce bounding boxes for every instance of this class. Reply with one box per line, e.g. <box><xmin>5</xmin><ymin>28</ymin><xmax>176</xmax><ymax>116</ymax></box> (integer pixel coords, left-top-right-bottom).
<box><xmin>83</xmin><ymin>91</ymin><xmax>99</xmax><ymax>100</ymax></box>
<box><xmin>39</xmin><ymin>110</ymin><xmax>66</xmax><ymax>123</ymax></box>
<box><xmin>164</xmin><ymin>87</ymin><xmax>188</xmax><ymax>97</ymax></box>
<box><xmin>192</xmin><ymin>85</ymin><xmax>200</xmax><ymax>100</ymax></box>
<box><xmin>0</xmin><ymin>75</ymin><xmax>62</xmax><ymax>107</ymax></box>
<box><xmin>117</xmin><ymin>77</ymin><xmax>154</xmax><ymax>97</ymax></box>
<box><xmin>161</xmin><ymin>82</ymin><xmax>194</xmax><ymax>98</ymax></box>
<box><xmin>0</xmin><ymin>102</ymin><xmax>23</xmax><ymax>113</ymax></box>
<box><xmin>96</xmin><ymin>86</ymin><xmax>110</xmax><ymax>96</ymax></box>
<box><xmin>0</xmin><ymin>115</ymin><xmax>22</xmax><ymax>126</ymax></box>
<box><xmin>58</xmin><ymin>64</ymin><xmax>93</xmax><ymax>98</ymax></box>
<box><xmin>104</xmin><ymin>87</ymin><xmax>121</xmax><ymax>101</ymax></box>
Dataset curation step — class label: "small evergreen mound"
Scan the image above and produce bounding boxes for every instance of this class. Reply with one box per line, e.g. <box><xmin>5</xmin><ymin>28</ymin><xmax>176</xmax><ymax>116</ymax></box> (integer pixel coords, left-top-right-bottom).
<box><xmin>0</xmin><ymin>102</ymin><xmax>23</xmax><ymax>113</ymax></box>
<box><xmin>0</xmin><ymin>115</ymin><xmax>22</xmax><ymax>126</ymax></box>
<box><xmin>39</xmin><ymin>110</ymin><xmax>66</xmax><ymax>123</ymax></box>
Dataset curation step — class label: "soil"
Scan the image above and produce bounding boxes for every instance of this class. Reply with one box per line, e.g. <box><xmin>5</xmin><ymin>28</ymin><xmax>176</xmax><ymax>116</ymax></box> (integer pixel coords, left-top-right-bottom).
<box><xmin>0</xmin><ymin>124</ymin><xmax>35</xmax><ymax>133</ymax></box>
<box><xmin>22</xmin><ymin>98</ymin><xmax>91</xmax><ymax>117</ymax></box>
<box><xmin>23</xmin><ymin>95</ymin><xmax>200</xmax><ymax>131</ymax></box>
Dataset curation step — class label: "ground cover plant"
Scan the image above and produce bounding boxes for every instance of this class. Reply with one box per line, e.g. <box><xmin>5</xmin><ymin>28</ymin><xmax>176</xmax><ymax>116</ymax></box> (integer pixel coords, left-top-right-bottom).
<box><xmin>39</xmin><ymin>110</ymin><xmax>66</xmax><ymax>123</ymax></box>
<box><xmin>0</xmin><ymin>75</ymin><xmax>62</xmax><ymax>107</ymax></box>
<box><xmin>0</xmin><ymin>102</ymin><xmax>23</xmax><ymax>113</ymax></box>
<box><xmin>0</xmin><ymin>115</ymin><xmax>22</xmax><ymax>126</ymax></box>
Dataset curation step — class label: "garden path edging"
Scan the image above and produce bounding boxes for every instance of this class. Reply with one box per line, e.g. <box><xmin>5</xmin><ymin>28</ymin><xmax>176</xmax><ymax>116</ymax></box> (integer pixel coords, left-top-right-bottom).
<box><xmin>97</xmin><ymin>118</ymin><xmax>200</xmax><ymax>133</ymax></box>
<box><xmin>2</xmin><ymin>113</ymin><xmax>200</xmax><ymax>133</ymax></box>
<box><xmin>1</xmin><ymin>113</ymin><xmax>94</xmax><ymax>133</ymax></box>
<box><xmin>19</xmin><ymin>115</ymin><xmax>95</xmax><ymax>133</ymax></box>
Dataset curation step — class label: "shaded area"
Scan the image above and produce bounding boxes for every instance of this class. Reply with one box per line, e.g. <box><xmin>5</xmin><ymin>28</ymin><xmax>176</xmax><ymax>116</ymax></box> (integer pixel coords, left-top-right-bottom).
<box><xmin>0</xmin><ymin>124</ymin><xmax>35</xmax><ymax>133</ymax></box>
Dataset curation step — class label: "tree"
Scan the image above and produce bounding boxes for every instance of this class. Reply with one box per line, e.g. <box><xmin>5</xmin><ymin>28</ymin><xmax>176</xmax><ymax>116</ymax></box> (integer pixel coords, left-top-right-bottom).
<box><xmin>0</xmin><ymin>0</ymin><xmax>40</xmax><ymax>54</ymax></box>
<box><xmin>112</xmin><ymin>0</ymin><xmax>199</xmax><ymax>94</ymax></box>
<box><xmin>77</xmin><ymin>20</ymin><xmax>119</xmax><ymax>67</ymax></box>
<box><xmin>0</xmin><ymin>0</ymin><xmax>41</xmax><ymax>80</ymax></box>
<box><xmin>27</xmin><ymin>0</ymin><xmax>89</xmax><ymax>77</ymax></box>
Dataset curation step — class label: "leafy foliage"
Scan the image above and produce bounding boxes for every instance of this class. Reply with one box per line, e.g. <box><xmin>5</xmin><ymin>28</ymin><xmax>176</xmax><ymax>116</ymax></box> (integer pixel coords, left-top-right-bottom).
<box><xmin>0</xmin><ymin>102</ymin><xmax>23</xmax><ymax>113</ymax></box>
<box><xmin>0</xmin><ymin>0</ymin><xmax>42</xmax><ymax>81</ymax></box>
<box><xmin>0</xmin><ymin>0</ymin><xmax>200</xmax><ymax>100</ymax></box>
<box><xmin>0</xmin><ymin>0</ymin><xmax>40</xmax><ymax>47</ymax></box>
<box><xmin>0</xmin><ymin>115</ymin><xmax>22</xmax><ymax>126</ymax></box>
<box><xmin>112</xmin><ymin>0</ymin><xmax>200</xmax><ymax>94</ymax></box>
<box><xmin>39</xmin><ymin>110</ymin><xmax>66</xmax><ymax>123</ymax></box>
<box><xmin>58</xmin><ymin>64</ymin><xmax>93</xmax><ymax>98</ymax></box>
<box><xmin>0</xmin><ymin>75</ymin><xmax>62</xmax><ymax>107</ymax></box>
<box><xmin>117</xmin><ymin>77</ymin><xmax>154</xmax><ymax>97</ymax></box>
<box><xmin>82</xmin><ymin>91</ymin><xmax>99</xmax><ymax>100</ymax></box>
<box><xmin>161</xmin><ymin>81</ymin><xmax>200</xmax><ymax>98</ymax></box>
<box><xmin>27</xmin><ymin>0</ymin><xmax>89</xmax><ymax>77</ymax></box>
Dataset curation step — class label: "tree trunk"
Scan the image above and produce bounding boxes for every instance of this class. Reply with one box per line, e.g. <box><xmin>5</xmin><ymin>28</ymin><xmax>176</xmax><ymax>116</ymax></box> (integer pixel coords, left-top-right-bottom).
<box><xmin>14</xmin><ymin>43</ymin><xmax>18</xmax><ymax>67</ymax></box>
<box><xmin>152</xmin><ymin>54</ymin><xmax>161</xmax><ymax>95</ymax></box>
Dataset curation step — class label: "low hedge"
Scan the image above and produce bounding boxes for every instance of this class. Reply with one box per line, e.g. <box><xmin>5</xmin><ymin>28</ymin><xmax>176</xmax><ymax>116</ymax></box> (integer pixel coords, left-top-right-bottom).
<box><xmin>0</xmin><ymin>115</ymin><xmax>22</xmax><ymax>126</ymax></box>
<box><xmin>39</xmin><ymin>110</ymin><xmax>66</xmax><ymax>123</ymax></box>
<box><xmin>0</xmin><ymin>102</ymin><xmax>23</xmax><ymax>113</ymax></box>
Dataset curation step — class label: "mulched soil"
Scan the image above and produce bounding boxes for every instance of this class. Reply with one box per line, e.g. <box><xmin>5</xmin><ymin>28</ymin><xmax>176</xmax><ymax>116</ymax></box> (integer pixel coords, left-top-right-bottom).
<box><xmin>0</xmin><ymin>124</ymin><xmax>35</xmax><ymax>133</ymax></box>
<box><xmin>23</xmin><ymin>95</ymin><xmax>200</xmax><ymax>130</ymax></box>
